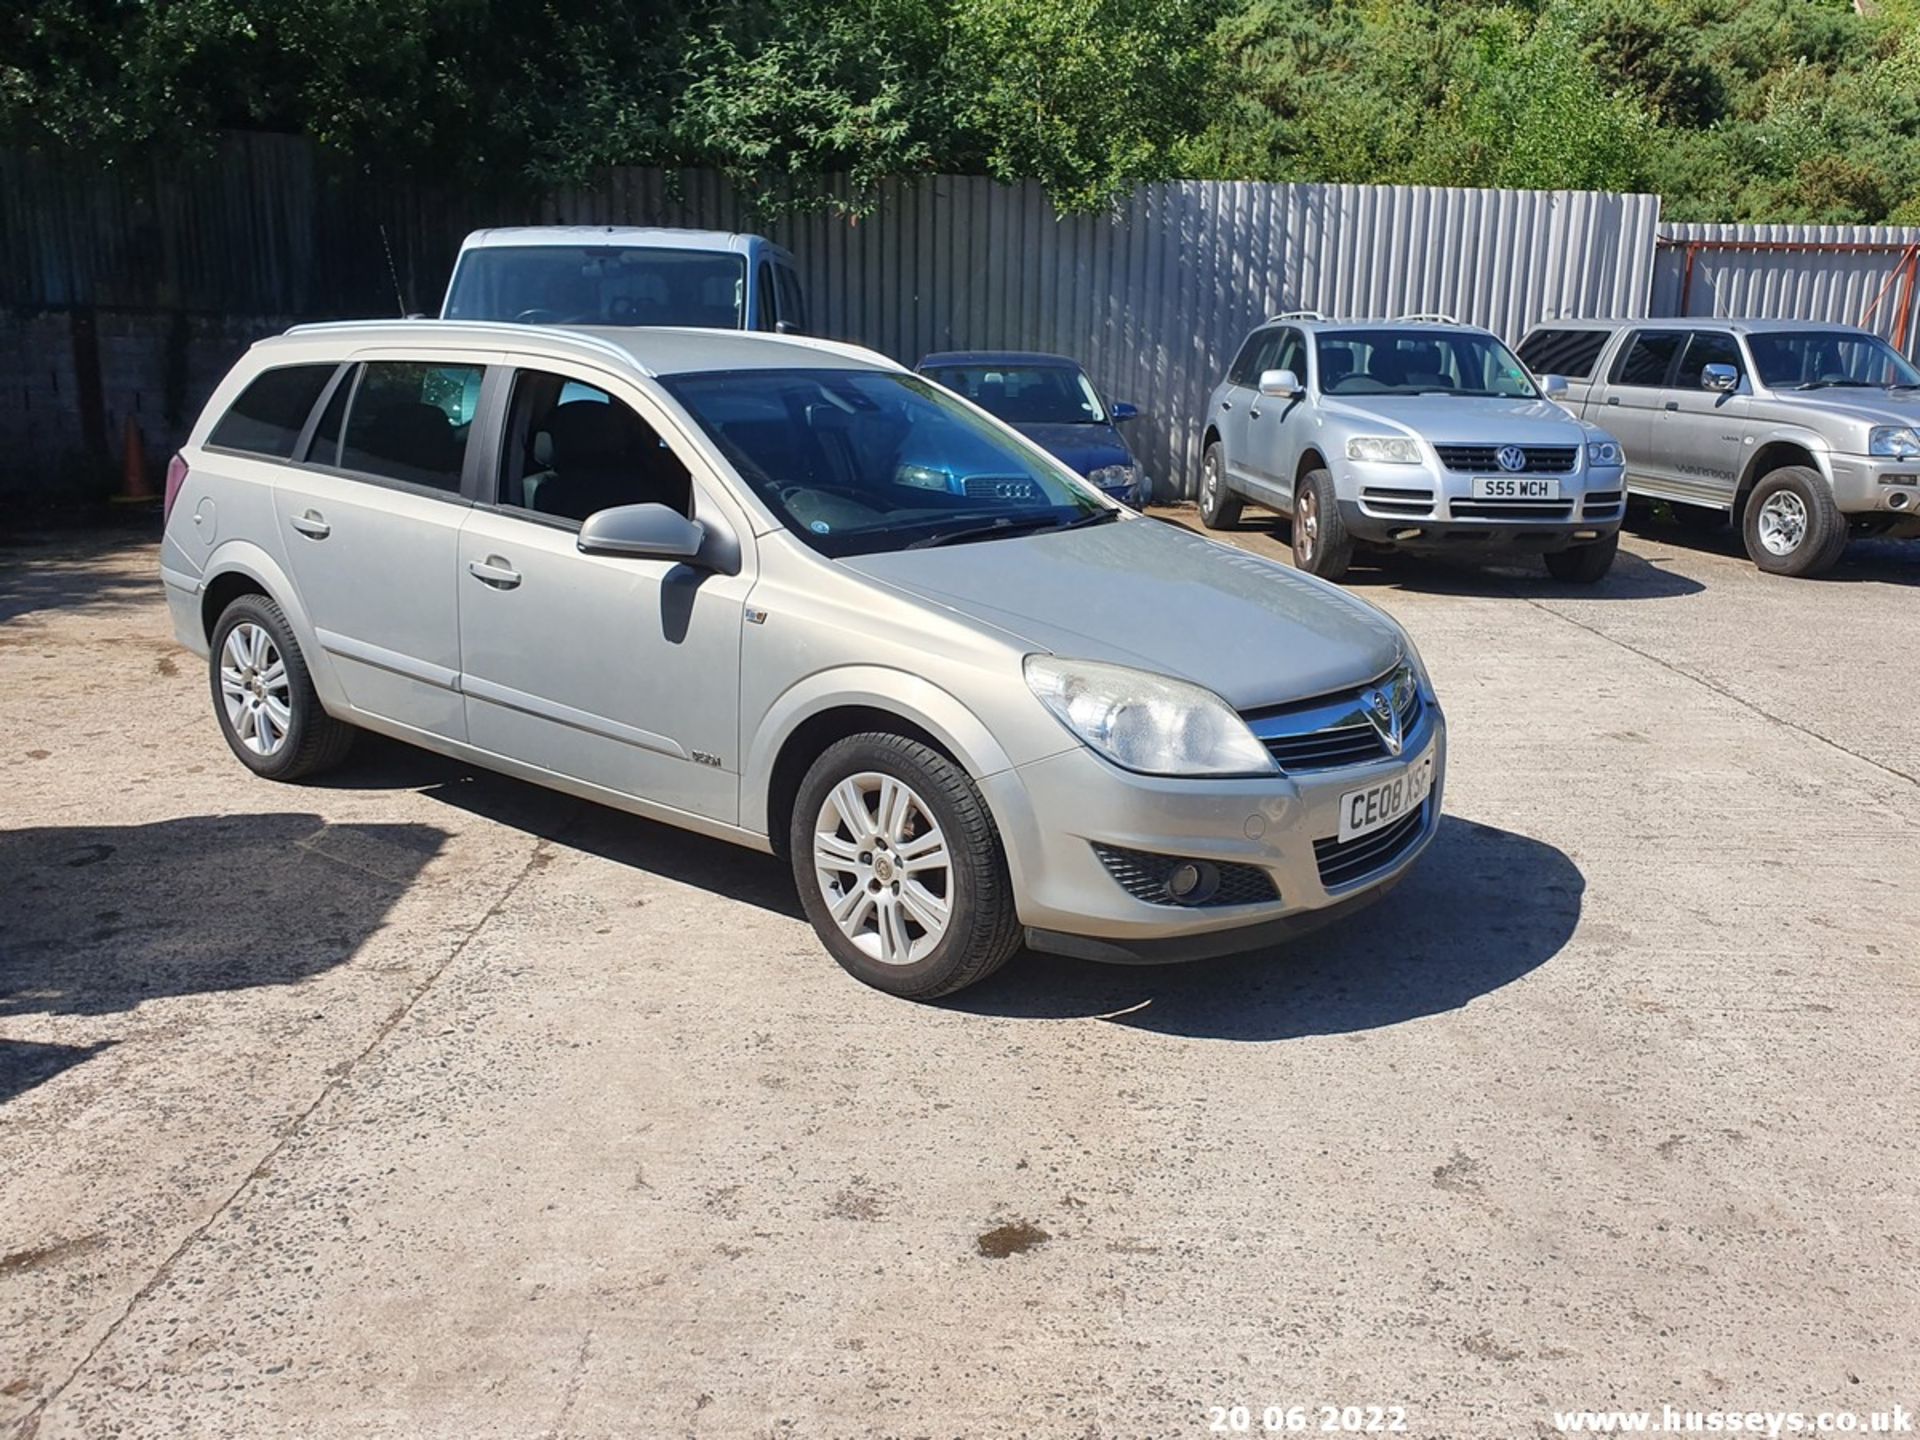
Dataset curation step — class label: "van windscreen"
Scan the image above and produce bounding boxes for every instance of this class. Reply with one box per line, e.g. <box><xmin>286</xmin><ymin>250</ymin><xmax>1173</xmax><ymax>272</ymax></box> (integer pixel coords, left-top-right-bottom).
<box><xmin>443</xmin><ymin>247</ymin><xmax>747</xmax><ymax>330</ymax></box>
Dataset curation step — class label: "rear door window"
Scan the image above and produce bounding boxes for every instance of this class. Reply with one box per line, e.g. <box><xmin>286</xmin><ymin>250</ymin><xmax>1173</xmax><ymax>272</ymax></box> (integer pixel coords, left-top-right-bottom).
<box><xmin>1518</xmin><ymin>329</ymin><xmax>1609</xmax><ymax>381</ymax></box>
<box><xmin>337</xmin><ymin>361</ymin><xmax>484</xmax><ymax>493</ymax></box>
<box><xmin>1611</xmin><ymin>331</ymin><xmax>1685</xmax><ymax>387</ymax></box>
<box><xmin>208</xmin><ymin>364</ymin><xmax>339</xmax><ymax>458</ymax></box>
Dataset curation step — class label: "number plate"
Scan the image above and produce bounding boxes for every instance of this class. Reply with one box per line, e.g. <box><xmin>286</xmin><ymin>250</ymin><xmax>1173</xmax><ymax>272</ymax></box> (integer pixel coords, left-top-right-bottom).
<box><xmin>1337</xmin><ymin>748</ymin><xmax>1435</xmax><ymax>844</ymax></box>
<box><xmin>1472</xmin><ymin>476</ymin><xmax>1559</xmax><ymax>500</ymax></box>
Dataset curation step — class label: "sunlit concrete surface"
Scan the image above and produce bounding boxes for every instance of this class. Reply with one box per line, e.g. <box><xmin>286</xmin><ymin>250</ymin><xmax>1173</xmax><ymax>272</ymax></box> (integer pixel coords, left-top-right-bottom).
<box><xmin>2</xmin><ymin>516</ymin><xmax>1915</xmax><ymax>1439</ymax></box>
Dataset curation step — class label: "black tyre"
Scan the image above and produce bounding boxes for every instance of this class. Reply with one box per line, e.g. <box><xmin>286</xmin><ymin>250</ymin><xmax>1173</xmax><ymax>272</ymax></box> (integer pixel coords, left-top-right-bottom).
<box><xmin>1198</xmin><ymin>442</ymin><xmax>1242</xmax><ymax>529</ymax></box>
<box><xmin>1742</xmin><ymin>466</ymin><xmax>1849</xmax><ymax>577</ymax></box>
<box><xmin>790</xmin><ymin>734</ymin><xmax>1022</xmax><ymax>999</ymax></box>
<box><xmin>1291</xmin><ymin>468</ymin><xmax>1353</xmax><ymax>580</ymax></box>
<box><xmin>1544</xmin><ymin>531</ymin><xmax>1620</xmax><ymax>584</ymax></box>
<box><xmin>208</xmin><ymin>594</ymin><xmax>355</xmax><ymax>781</ymax></box>
<box><xmin>1669</xmin><ymin>500</ymin><xmax>1728</xmax><ymax>532</ymax></box>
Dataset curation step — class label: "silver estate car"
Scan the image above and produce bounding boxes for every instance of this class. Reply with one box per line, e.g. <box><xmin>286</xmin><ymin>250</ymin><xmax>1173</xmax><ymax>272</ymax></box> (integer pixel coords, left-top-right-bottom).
<box><xmin>1519</xmin><ymin>317</ymin><xmax>1920</xmax><ymax>577</ymax></box>
<box><xmin>161</xmin><ymin>322</ymin><xmax>1447</xmax><ymax>998</ymax></box>
<box><xmin>1199</xmin><ymin>313</ymin><xmax>1628</xmax><ymax>583</ymax></box>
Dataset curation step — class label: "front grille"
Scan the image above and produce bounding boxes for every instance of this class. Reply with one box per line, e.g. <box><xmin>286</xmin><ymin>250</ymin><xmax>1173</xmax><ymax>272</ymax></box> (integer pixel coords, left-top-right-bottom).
<box><xmin>1433</xmin><ymin>444</ymin><xmax>1578</xmax><ymax>475</ymax></box>
<box><xmin>1092</xmin><ymin>844</ymin><xmax>1279</xmax><ymax>908</ymax></box>
<box><xmin>1244</xmin><ymin>665</ymin><xmax>1424</xmax><ymax>774</ymax></box>
<box><xmin>963</xmin><ymin>475</ymin><xmax>1038</xmax><ymax>500</ymax></box>
<box><xmin>1448</xmin><ymin>499</ymin><xmax>1575</xmax><ymax>520</ymax></box>
<box><xmin>1313</xmin><ymin>802</ymin><xmax>1430</xmax><ymax>890</ymax></box>
<box><xmin>1360</xmin><ymin>486</ymin><xmax>1434</xmax><ymax>517</ymax></box>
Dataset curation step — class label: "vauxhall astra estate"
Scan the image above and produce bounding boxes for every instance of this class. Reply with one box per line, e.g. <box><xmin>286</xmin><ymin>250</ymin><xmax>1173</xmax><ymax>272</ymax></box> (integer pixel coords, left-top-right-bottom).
<box><xmin>161</xmin><ymin>322</ymin><xmax>1447</xmax><ymax>998</ymax></box>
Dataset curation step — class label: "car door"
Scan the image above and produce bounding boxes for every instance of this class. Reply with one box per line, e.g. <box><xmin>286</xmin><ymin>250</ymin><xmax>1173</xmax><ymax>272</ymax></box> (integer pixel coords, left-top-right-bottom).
<box><xmin>1589</xmin><ymin>328</ymin><xmax>1684</xmax><ymax>492</ymax></box>
<box><xmin>1217</xmin><ymin>327</ymin><xmax>1279</xmax><ymax>485</ymax></box>
<box><xmin>1654</xmin><ymin>329</ymin><xmax>1749</xmax><ymax>506</ymax></box>
<box><xmin>455</xmin><ymin>359</ymin><xmax>753</xmax><ymax>823</ymax></box>
<box><xmin>1243</xmin><ymin>327</ymin><xmax>1310</xmax><ymax>503</ymax></box>
<box><xmin>270</xmin><ymin>354</ymin><xmax>485</xmax><ymax>740</ymax></box>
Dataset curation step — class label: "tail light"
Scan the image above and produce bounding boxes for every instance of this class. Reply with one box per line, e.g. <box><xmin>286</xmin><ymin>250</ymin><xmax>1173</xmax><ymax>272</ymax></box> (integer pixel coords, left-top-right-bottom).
<box><xmin>163</xmin><ymin>453</ymin><xmax>189</xmax><ymax>525</ymax></box>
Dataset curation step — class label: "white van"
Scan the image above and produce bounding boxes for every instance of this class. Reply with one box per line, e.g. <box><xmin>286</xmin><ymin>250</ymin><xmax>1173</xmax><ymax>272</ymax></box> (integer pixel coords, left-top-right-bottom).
<box><xmin>441</xmin><ymin>226</ymin><xmax>807</xmax><ymax>334</ymax></box>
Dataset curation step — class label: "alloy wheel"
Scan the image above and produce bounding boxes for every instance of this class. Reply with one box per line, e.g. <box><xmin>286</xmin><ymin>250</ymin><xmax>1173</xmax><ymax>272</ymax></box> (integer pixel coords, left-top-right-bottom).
<box><xmin>1297</xmin><ymin>485</ymin><xmax>1319</xmax><ymax>563</ymax></box>
<box><xmin>219</xmin><ymin>622</ymin><xmax>292</xmax><ymax>757</ymax></box>
<box><xmin>812</xmin><ymin>772</ymin><xmax>953</xmax><ymax>966</ymax></box>
<box><xmin>1756</xmin><ymin>490</ymin><xmax>1808</xmax><ymax>556</ymax></box>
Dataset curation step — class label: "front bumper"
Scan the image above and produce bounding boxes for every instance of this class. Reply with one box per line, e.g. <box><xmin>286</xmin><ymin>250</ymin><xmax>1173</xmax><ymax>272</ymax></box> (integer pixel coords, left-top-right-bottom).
<box><xmin>1338</xmin><ymin>459</ymin><xmax>1625</xmax><ymax>551</ymax></box>
<box><xmin>980</xmin><ymin>706</ymin><xmax>1447</xmax><ymax>963</ymax></box>
<box><xmin>1826</xmin><ymin>454</ymin><xmax>1920</xmax><ymax>530</ymax></box>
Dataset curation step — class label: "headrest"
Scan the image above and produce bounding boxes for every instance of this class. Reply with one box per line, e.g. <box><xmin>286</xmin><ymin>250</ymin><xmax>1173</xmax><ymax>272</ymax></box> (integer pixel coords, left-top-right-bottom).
<box><xmin>542</xmin><ymin>400</ymin><xmax>627</xmax><ymax>467</ymax></box>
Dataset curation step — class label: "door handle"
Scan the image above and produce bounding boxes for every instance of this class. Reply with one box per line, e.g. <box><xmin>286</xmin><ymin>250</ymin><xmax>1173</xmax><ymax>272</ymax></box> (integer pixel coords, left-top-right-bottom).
<box><xmin>467</xmin><ymin>557</ymin><xmax>522</xmax><ymax>590</ymax></box>
<box><xmin>289</xmin><ymin>511</ymin><xmax>330</xmax><ymax>539</ymax></box>
<box><xmin>1665</xmin><ymin>400</ymin><xmax>1679</xmax><ymax>411</ymax></box>
<box><xmin>1248</xmin><ymin>407</ymin><xmax>1262</xmax><ymax>419</ymax></box>
<box><xmin>1606</xmin><ymin>396</ymin><xmax>1620</xmax><ymax>405</ymax></box>
<box><xmin>1219</xmin><ymin>399</ymin><xmax>1232</xmax><ymax>411</ymax></box>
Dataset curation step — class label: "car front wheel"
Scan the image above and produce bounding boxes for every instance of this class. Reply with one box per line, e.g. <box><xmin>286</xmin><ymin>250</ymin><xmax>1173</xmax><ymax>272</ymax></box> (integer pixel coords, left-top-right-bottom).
<box><xmin>1198</xmin><ymin>443</ymin><xmax>1242</xmax><ymax>529</ymax></box>
<box><xmin>1544</xmin><ymin>531</ymin><xmax>1619</xmax><ymax>584</ymax></box>
<box><xmin>1291</xmin><ymin>468</ymin><xmax>1353</xmax><ymax>580</ymax></box>
<box><xmin>1743</xmin><ymin>466</ymin><xmax>1849</xmax><ymax>577</ymax></box>
<box><xmin>790</xmin><ymin>734</ymin><xmax>1022</xmax><ymax>999</ymax></box>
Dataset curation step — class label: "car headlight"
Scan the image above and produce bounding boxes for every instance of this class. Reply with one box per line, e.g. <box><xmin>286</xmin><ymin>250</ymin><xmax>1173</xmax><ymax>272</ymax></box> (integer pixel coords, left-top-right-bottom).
<box><xmin>1087</xmin><ymin>462</ymin><xmax>1143</xmax><ymax>496</ymax></box>
<box><xmin>1023</xmin><ymin>656</ymin><xmax>1276</xmax><ymax>777</ymax></box>
<box><xmin>1586</xmin><ymin>438</ymin><xmax>1622</xmax><ymax>467</ymax></box>
<box><xmin>1347</xmin><ymin>435</ymin><xmax>1422</xmax><ymax>465</ymax></box>
<box><xmin>1869</xmin><ymin>425</ymin><xmax>1920</xmax><ymax>458</ymax></box>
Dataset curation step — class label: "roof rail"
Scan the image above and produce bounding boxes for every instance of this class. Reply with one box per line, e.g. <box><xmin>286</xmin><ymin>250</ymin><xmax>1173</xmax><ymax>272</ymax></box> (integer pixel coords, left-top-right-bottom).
<box><xmin>1268</xmin><ymin>309</ymin><xmax>1326</xmax><ymax>322</ymax></box>
<box><xmin>1392</xmin><ymin>312</ymin><xmax>1462</xmax><ymax>325</ymax></box>
<box><xmin>280</xmin><ymin>318</ymin><xmax>655</xmax><ymax>375</ymax></box>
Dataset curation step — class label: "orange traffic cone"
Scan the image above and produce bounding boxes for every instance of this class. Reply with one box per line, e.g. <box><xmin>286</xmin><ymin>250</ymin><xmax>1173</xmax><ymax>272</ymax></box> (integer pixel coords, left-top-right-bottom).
<box><xmin>113</xmin><ymin>414</ymin><xmax>156</xmax><ymax>504</ymax></box>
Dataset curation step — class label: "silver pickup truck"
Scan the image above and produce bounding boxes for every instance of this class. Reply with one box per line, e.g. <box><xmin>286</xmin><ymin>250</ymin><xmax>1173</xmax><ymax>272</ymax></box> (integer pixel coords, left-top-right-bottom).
<box><xmin>1519</xmin><ymin>318</ymin><xmax>1920</xmax><ymax>577</ymax></box>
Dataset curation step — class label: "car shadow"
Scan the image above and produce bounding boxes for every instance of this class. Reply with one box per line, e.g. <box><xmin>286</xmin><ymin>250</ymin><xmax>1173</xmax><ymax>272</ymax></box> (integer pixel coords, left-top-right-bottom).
<box><xmin>947</xmin><ymin>815</ymin><xmax>1582</xmax><ymax>1041</ymax></box>
<box><xmin>1624</xmin><ymin>512</ymin><xmax>1920</xmax><ymax>586</ymax></box>
<box><xmin>0</xmin><ymin>529</ymin><xmax>160</xmax><ymax>624</ymax></box>
<box><xmin>0</xmin><ymin>813</ymin><xmax>446</xmax><ymax>1029</ymax></box>
<box><xmin>0</xmin><ymin>1039</ymin><xmax>118</xmax><ymax>1106</ymax></box>
<box><xmin>1151</xmin><ymin>509</ymin><xmax>1704</xmax><ymax>599</ymax></box>
<box><xmin>311</xmin><ymin>735</ymin><xmax>806</xmax><ymax>922</ymax></box>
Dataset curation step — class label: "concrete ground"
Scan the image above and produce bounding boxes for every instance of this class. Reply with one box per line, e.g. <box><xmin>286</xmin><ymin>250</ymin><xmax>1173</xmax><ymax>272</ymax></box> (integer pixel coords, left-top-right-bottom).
<box><xmin>1</xmin><ymin>515</ymin><xmax>1915</xmax><ymax>1439</ymax></box>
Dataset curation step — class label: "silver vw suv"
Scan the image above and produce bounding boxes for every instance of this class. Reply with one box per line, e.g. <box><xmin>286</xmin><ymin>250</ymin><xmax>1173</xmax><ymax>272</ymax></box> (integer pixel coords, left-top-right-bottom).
<box><xmin>162</xmin><ymin>321</ymin><xmax>1447</xmax><ymax>1001</ymax></box>
<box><xmin>1199</xmin><ymin>313</ymin><xmax>1628</xmax><ymax>582</ymax></box>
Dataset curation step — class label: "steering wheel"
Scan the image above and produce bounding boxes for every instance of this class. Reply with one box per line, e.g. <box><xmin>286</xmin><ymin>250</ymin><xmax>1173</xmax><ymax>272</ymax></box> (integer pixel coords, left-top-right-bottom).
<box><xmin>514</xmin><ymin>308</ymin><xmax>563</xmax><ymax>324</ymax></box>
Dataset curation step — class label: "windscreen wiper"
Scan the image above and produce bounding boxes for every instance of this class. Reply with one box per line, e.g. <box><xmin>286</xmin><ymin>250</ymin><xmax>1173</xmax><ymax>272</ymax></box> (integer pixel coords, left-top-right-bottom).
<box><xmin>1796</xmin><ymin>379</ymin><xmax>1877</xmax><ymax>390</ymax></box>
<box><xmin>906</xmin><ymin>508</ymin><xmax>1115</xmax><ymax>550</ymax></box>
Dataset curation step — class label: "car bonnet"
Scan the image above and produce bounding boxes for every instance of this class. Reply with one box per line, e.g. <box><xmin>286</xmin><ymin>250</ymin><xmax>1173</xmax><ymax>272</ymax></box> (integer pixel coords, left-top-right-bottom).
<box><xmin>840</xmin><ymin>517</ymin><xmax>1405</xmax><ymax>711</ymax></box>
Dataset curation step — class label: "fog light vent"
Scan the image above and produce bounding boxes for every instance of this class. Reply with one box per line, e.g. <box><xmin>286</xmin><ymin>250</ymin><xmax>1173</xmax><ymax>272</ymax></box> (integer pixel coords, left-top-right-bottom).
<box><xmin>1092</xmin><ymin>844</ymin><xmax>1279</xmax><ymax>908</ymax></box>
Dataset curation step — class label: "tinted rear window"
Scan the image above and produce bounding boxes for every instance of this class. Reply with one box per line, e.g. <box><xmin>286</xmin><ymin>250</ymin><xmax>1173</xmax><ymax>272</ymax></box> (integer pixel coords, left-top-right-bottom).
<box><xmin>208</xmin><ymin>365</ymin><xmax>338</xmax><ymax>458</ymax></box>
<box><xmin>1518</xmin><ymin>329</ymin><xmax>1609</xmax><ymax>381</ymax></box>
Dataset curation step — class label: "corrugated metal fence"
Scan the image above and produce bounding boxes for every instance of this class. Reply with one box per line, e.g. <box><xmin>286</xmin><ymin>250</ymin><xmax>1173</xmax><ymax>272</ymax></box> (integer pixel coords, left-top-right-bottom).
<box><xmin>1651</xmin><ymin>222</ymin><xmax>1920</xmax><ymax>361</ymax></box>
<box><xmin>0</xmin><ymin>136</ymin><xmax>1662</xmax><ymax>495</ymax></box>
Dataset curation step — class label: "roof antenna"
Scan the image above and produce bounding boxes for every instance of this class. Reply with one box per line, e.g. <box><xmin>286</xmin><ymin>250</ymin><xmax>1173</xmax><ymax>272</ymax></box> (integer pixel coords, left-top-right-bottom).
<box><xmin>378</xmin><ymin>223</ymin><xmax>411</xmax><ymax>317</ymax></box>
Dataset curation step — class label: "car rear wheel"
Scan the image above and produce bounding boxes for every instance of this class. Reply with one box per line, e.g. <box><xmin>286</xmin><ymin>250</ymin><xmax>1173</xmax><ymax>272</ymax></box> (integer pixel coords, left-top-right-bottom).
<box><xmin>1291</xmin><ymin>468</ymin><xmax>1352</xmax><ymax>580</ymax></box>
<box><xmin>209</xmin><ymin>594</ymin><xmax>354</xmax><ymax>781</ymax></box>
<box><xmin>790</xmin><ymin>734</ymin><xmax>1021</xmax><ymax>999</ymax></box>
<box><xmin>1198</xmin><ymin>443</ymin><xmax>1242</xmax><ymax>529</ymax></box>
<box><xmin>1742</xmin><ymin>466</ymin><xmax>1849</xmax><ymax>577</ymax></box>
<box><xmin>1544</xmin><ymin>531</ymin><xmax>1619</xmax><ymax>584</ymax></box>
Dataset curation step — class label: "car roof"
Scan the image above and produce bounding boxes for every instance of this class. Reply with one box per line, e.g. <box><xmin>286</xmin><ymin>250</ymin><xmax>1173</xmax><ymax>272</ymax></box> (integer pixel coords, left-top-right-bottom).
<box><xmin>454</xmin><ymin>226</ymin><xmax>783</xmax><ymax>258</ymax></box>
<box><xmin>918</xmin><ymin>350</ymin><xmax>1082</xmax><ymax>370</ymax></box>
<box><xmin>267</xmin><ymin>320</ymin><xmax>900</xmax><ymax>378</ymax></box>
<box><xmin>1522</xmin><ymin>316</ymin><xmax>1879</xmax><ymax>337</ymax></box>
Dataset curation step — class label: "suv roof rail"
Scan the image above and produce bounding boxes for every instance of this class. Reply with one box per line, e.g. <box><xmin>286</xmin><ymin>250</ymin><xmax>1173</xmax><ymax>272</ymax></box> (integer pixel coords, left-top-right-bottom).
<box><xmin>1268</xmin><ymin>309</ymin><xmax>1326</xmax><ymax>322</ymax></box>
<box><xmin>281</xmin><ymin>318</ymin><xmax>653</xmax><ymax>374</ymax></box>
<box><xmin>1392</xmin><ymin>311</ymin><xmax>1462</xmax><ymax>325</ymax></box>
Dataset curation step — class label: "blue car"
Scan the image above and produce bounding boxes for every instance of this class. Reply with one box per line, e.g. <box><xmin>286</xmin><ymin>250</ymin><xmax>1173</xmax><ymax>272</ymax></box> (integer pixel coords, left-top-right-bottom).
<box><xmin>917</xmin><ymin>351</ymin><xmax>1150</xmax><ymax>506</ymax></box>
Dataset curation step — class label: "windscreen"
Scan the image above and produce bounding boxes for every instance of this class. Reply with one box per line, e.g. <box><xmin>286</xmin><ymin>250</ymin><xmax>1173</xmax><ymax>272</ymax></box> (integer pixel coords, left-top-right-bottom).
<box><xmin>662</xmin><ymin>368</ymin><xmax>1108</xmax><ymax>557</ymax></box>
<box><xmin>1744</xmin><ymin>331</ymin><xmax>1920</xmax><ymax>390</ymax></box>
<box><xmin>922</xmin><ymin>364</ymin><xmax>1107</xmax><ymax>425</ymax></box>
<box><xmin>1315</xmin><ymin>329</ymin><xmax>1538</xmax><ymax>398</ymax></box>
<box><xmin>443</xmin><ymin>246</ymin><xmax>747</xmax><ymax>329</ymax></box>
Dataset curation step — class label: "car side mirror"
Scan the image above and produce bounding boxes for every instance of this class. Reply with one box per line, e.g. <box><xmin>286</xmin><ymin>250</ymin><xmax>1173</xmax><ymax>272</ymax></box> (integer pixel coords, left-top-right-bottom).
<box><xmin>578</xmin><ymin>503</ymin><xmax>707</xmax><ymax>563</ymax></box>
<box><xmin>1701</xmin><ymin>363</ymin><xmax>1740</xmax><ymax>393</ymax></box>
<box><xmin>1109</xmin><ymin>401</ymin><xmax>1139</xmax><ymax>422</ymax></box>
<box><xmin>1537</xmin><ymin>373</ymin><xmax>1569</xmax><ymax>397</ymax></box>
<box><xmin>1258</xmin><ymin>368</ymin><xmax>1302</xmax><ymax>399</ymax></box>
